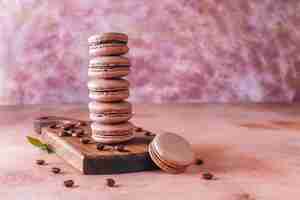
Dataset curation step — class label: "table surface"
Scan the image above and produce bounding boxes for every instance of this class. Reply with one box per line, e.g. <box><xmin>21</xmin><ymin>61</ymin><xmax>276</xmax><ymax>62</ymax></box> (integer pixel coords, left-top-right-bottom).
<box><xmin>1</xmin><ymin>103</ymin><xmax>300</xmax><ymax>200</ymax></box>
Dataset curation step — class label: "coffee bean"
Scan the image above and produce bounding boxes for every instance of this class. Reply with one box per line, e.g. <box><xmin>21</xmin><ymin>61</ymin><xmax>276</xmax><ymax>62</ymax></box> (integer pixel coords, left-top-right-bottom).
<box><xmin>80</xmin><ymin>138</ymin><xmax>90</xmax><ymax>144</ymax></box>
<box><xmin>106</xmin><ymin>178</ymin><xmax>115</xmax><ymax>187</ymax></box>
<box><xmin>75</xmin><ymin>129</ymin><xmax>84</xmax><ymax>135</ymax></box>
<box><xmin>36</xmin><ymin>159</ymin><xmax>45</xmax><ymax>165</ymax></box>
<box><xmin>195</xmin><ymin>159</ymin><xmax>204</xmax><ymax>165</ymax></box>
<box><xmin>76</xmin><ymin>121</ymin><xmax>86</xmax><ymax>127</ymax></box>
<box><xmin>49</xmin><ymin>124</ymin><xmax>58</xmax><ymax>129</ymax></box>
<box><xmin>64</xmin><ymin>180</ymin><xmax>74</xmax><ymax>188</ymax></box>
<box><xmin>71</xmin><ymin>129</ymin><xmax>84</xmax><ymax>137</ymax></box>
<box><xmin>145</xmin><ymin>131</ymin><xmax>155</xmax><ymax>137</ymax></box>
<box><xmin>134</xmin><ymin>127</ymin><xmax>143</xmax><ymax>132</ymax></box>
<box><xmin>58</xmin><ymin>131</ymin><xmax>68</xmax><ymax>137</ymax></box>
<box><xmin>116</xmin><ymin>145</ymin><xmax>129</xmax><ymax>152</ymax></box>
<box><xmin>51</xmin><ymin>167</ymin><xmax>61</xmax><ymax>174</ymax></box>
<box><xmin>96</xmin><ymin>143</ymin><xmax>105</xmax><ymax>151</ymax></box>
<box><xmin>63</xmin><ymin>123</ymin><xmax>75</xmax><ymax>131</ymax></box>
<box><xmin>202</xmin><ymin>172</ymin><xmax>214</xmax><ymax>180</ymax></box>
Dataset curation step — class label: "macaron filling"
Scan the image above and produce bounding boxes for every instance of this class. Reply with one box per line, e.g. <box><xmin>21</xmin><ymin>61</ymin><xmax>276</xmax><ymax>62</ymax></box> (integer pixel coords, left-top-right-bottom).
<box><xmin>88</xmin><ymin>68</ymin><xmax>129</xmax><ymax>74</ymax></box>
<box><xmin>89</xmin><ymin>43</ymin><xmax>127</xmax><ymax>49</ymax></box>
<box><xmin>89</xmin><ymin>65</ymin><xmax>130</xmax><ymax>71</ymax></box>
<box><xmin>91</xmin><ymin>112</ymin><xmax>131</xmax><ymax>118</ymax></box>
<box><xmin>89</xmin><ymin>40</ymin><xmax>127</xmax><ymax>46</ymax></box>
<box><xmin>94</xmin><ymin>130</ymin><xmax>132</xmax><ymax>136</ymax></box>
<box><xmin>90</xmin><ymin>86</ymin><xmax>128</xmax><ymax>91</ymax></box>
<box><xmin>90</xmin><ymin>89</ymin><xmax>129</xmax><ymax>95</ymax></box>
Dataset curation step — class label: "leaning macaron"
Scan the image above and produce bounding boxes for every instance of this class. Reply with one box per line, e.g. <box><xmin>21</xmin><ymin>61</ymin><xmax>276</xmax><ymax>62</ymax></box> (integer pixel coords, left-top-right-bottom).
<box><xmin>89</xmin><ymin>101</ymin><xmax>132</xmax><ymax>124</ymax></box>
<box><xmin>88</xmin><ymin>56</ymin><xmax>130</xmax><ymax>79</ymax></box>
<box><xmin>88</xmin><ymin>33</ymin><xmax>129</xmax><ymax>56</ymax></box>
<box><xmin>88</xmin><ymin>78</ymin><xmax>129</xmax><ymax>102</ymax></box>
<box><xmin>148</xmin><ymin>132</ymin><xmax>195</xmax><ymax>174</ymax></box>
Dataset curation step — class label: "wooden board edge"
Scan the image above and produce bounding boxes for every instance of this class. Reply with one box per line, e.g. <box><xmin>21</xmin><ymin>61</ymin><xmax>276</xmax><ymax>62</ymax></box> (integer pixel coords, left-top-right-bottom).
<box><xmin>41</xmin><ymin>128</ymin><xmax>85</xmax><ymax>173</ymax></box>
<box><xmin>83</xmin><ymin>152</ymin><xmax>158</xmax><ymax>175</ymax></box>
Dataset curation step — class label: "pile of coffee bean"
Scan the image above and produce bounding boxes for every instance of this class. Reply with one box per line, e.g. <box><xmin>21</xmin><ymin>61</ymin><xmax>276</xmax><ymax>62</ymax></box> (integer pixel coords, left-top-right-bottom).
<box><xmin>52</xmin><ymin>121</ymin><xmax>86</xmax><ymax>138</ymax></box>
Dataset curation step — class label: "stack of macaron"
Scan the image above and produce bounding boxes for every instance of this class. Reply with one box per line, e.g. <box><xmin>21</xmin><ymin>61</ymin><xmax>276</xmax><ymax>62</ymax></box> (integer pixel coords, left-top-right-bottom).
<box><xmin>88</xmin><ymin>32</ymin><xmax>134</xmax><ymax>144</ymax></box>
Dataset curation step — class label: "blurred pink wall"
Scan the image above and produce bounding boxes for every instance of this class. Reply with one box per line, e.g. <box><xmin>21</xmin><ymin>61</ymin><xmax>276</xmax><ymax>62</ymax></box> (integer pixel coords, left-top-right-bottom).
<box><xmin>0</xmin><ymin>0</ymin><xmax>299</xmax><ymax>104</ymax></box>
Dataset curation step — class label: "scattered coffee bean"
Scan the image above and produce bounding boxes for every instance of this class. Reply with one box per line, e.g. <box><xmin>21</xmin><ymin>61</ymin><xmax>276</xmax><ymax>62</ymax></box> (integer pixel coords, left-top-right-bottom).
<box><xmin>63</xmin><ymin>123</ymin><xmax>75</xmax><ymax>131</ymax></box>
<box><xmin>51</xmin><ymin>167</ymin><xmax>61</xmax><ymax>174</ymax></box>
<box><xmin>106</xmin><ymin>178</ymin><xmax>115</xmax><ymax>187</ymax></box>
<box><xmin>49</xmin><ymin>124</ymin><xmax>58</xmax><ymax>129</ymax></box>
<box><xmin>134</xmin><ymin>127</ymin><xmax>143</xmax><ymax>132</ymax></box>
<box><xmin>71</xmin><ymin>133</ymin><xmax>78</xmax><ymax>137</ymax></box>
<box><xmin>96</xmin><ymin>143</ymin><xmax>105</xmax><ymax>151</ymax></box>
<box><xmin>202</xmin><ymin>172</ymin><xmax>214</xmax><ymax>180</ymax></box>
<box><xmin>36</xmin><ymin>159</ymin><xmax>45</xmax><ymax>165</ymax></box>
<box><xmin>80</xmin><ymin>137</ymin><xmax>90</xmax><ymax>144</ymax></box>
<box><xmin>116</xmin><ymin>145</ymin><xmax>128</xmax><ymax>152</ymax></box>
<box><xmin>72</xmin><ymin>133</ymin><xmax>83</xmax><ymax>137</ymax></box>
<box><xmin>145</xmin><ymin>131</ymin><xmax>156</xmax><ymax>137</ymax></box>
<box><xmin>76</xmin><ymin>121</ymin><xmax>86</xmax><ymax>127</ymax></box>
<box><xmin>195</xmin><ymin>159</ymin><xmax>204</xmax><ymax>165</ymax></box>
<box><xmin>64</xmin><ymin>180</ymin><xmax>74</xmax><ymax>188</ymax></box>
<box><xmin>76</xmin><ymin>129</ymin><xmax>84</xmax><ymax>134</ymax></box>
<box><xmin>58</xmin><ymin>131</ymin><xmax>68</xmax><ymax>137</ymax></box>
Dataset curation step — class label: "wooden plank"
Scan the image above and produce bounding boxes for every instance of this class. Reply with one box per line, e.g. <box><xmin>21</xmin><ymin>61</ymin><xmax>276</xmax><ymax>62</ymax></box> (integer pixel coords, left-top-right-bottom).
<box><xmin>36</xmin><ymin>117</ymin><xmax>157</xmax><ymax>174</ymax></box>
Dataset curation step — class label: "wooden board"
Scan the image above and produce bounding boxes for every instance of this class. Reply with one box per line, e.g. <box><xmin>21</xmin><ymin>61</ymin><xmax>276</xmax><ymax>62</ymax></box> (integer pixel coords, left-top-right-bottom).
<box><xmin>34</xmin><ymin>116</ymin><xmax>157</xmax><ymax>174</ymax></box>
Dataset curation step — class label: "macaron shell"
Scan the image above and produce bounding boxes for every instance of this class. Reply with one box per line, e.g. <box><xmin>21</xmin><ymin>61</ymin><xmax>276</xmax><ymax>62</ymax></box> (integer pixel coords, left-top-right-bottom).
<box><xmin>88</xmin><ymin>78</ymin><xmax>129</xmax><ymax>91</ymax></box>
<box><xmin>91</xmin><ymin>122</ymin><xmax>134</xmax><ymax>136</ymax></box>
<box><xmin>89</xmin><ymin>89</ymin><xmax>129</xmax><ymax>102</ymax></box>
<box><xmin>89</xmin><ymin>45</ymin><xmax>129</xmax><ymax>56</ymax></box>
<box><xmin>88</xmin><ymin>67</ymin><xmax>130</xmax><ymax>79</ymax></box>
<box><xmin>88</xmin><ymin>33</ymin><xmax>128</xmax><ymax>44</ymax></box>
<box><xmin>89</xmin><ymin>56</ymin><xmax>130</xmax><ymax>66</ymax></box>
<box><xmin>152</xmin><ymin>132</ymin><xmax>195</xmax><ymax>167</ymax></box>
<box><xmin>89</xmin><ymin>101</ymin><xmax>132</xmax><ymax>113</ymax></box>
<box><xmin>92</xmin><ymin>133</ymin><xmax>134</xmax><ymax>144</ymax></box>
<box><xmin>89</xmin><ymin>113</ymin><xmax>132</xmax><ymax>124</ymax></box>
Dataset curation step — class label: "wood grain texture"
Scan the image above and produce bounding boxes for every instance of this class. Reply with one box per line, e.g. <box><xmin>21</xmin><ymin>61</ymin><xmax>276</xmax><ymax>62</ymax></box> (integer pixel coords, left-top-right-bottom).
<box><xmin>38</xmin><ymin>117</ymin><xmax>157</xmax><ymax>174</ymax></box>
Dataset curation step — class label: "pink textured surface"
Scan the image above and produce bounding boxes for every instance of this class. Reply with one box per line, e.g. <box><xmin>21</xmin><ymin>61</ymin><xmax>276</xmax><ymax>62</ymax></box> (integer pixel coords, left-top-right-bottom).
<box><xmin>0</xmin><ymin>0</ymin><xmax>299</xmax><ymax>104</ymax></box>
<box><xmin>1</xmin><ymin>103</ymin><xmax>300</xmax><ymax>199</ymax></box>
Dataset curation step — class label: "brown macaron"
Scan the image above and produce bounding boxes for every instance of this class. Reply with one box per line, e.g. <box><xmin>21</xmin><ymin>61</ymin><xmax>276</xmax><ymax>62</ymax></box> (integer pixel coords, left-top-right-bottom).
<box><xmin>88</xmin><ymin>56</ymin><xmax>130</xmax><ymax>79</ymax></box>
<box><xmin>89</xmin><ymin>101</ymin><xmax>132</xmax><ymax>124</ymax></box>
<box><xmin>91</xmin><ymin>122</ymin><xmax>134</xmax><ymax>144</ymax></box>
<box><xmin>148</xmin><ymin>132</ymin><xmax>195</xmax><ymax>174</ymax></box>
<box><xmin>88</xmin><ymin>33</ymin><xmax>129</xmax><ymax>56</ymax></box>
<box><xmin>88</xmin><ymin>78</ymin><xmax>130</xmax><ymax>102</ymax></box>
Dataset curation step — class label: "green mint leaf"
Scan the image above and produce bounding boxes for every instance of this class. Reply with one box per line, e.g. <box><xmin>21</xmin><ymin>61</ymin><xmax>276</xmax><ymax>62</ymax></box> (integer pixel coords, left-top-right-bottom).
<box><xmin>26</xmin><ymin>136</ymin><xmax>53</xmax><ymax>154</ymax></box>
<box><xmin>26</xmin><ymin>136</ymin><xmax>45</xmax><ymax>148</ymax></box>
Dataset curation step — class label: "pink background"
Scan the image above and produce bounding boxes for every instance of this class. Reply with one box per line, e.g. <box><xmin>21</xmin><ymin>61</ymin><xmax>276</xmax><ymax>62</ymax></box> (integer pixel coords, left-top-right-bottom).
<box><xmin>0</xmin><ymin>0</ymin><xmax>299</xmax><ymax>105</ymax></box>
